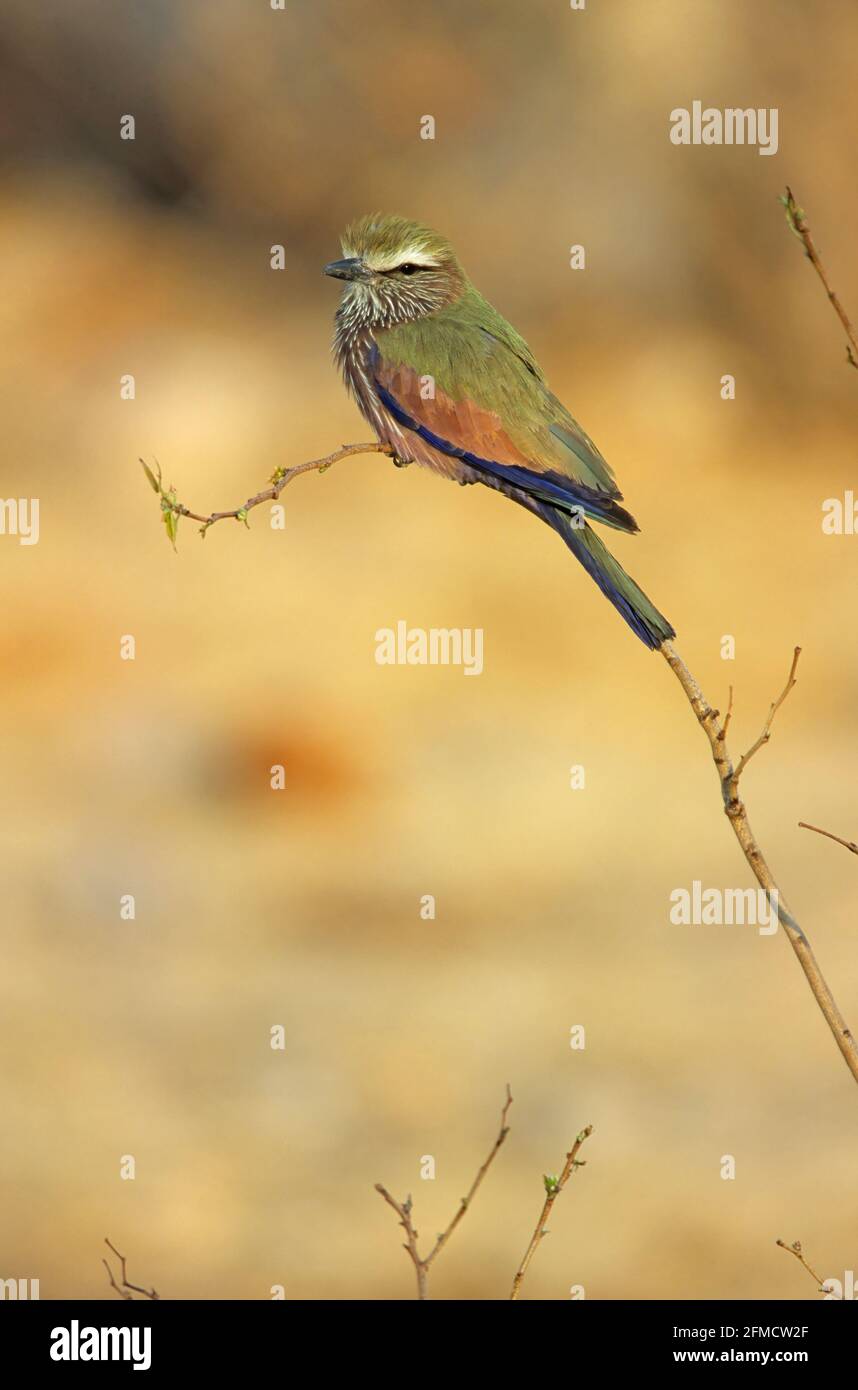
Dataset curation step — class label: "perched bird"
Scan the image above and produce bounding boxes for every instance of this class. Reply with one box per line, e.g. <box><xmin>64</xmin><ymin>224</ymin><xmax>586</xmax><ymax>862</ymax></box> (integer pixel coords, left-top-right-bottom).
<box><xmin>325</xmin><ymin>214</ymin><xmax>674</xmax><ymax>649</ymax></box>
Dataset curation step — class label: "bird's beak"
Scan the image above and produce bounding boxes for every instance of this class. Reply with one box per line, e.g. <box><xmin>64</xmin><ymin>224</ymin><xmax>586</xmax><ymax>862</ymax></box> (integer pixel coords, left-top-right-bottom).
<box><xmin>323</xmin><ymin>257</ymin><xmax>369</xmax><ymax>282</ymax></box>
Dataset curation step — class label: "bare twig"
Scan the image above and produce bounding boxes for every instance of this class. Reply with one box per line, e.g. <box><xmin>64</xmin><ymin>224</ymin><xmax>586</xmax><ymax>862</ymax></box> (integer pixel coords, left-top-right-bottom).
<box><xmin>102</xmin><ymin>1258</ymin><xmax>133</xmax><ymax>1300</ymax></box>
<box><xmin>373</xmin><ymin>1189</ymin><xmax>428</xmax><ymax>1299</ymax></box>
<box><xmin>776</xmin><ymin>1238</ymin><xmax>832</xmax><ymax>1294</ymax></box>
<box><xmin>660</xmin><ymin>641</ymin><xmax>858</xmax><ymax>1086</ymax></box>
<box><xmin>103</xmin><ymin>1238</ymin><xmax>160</xmax><ymax>1300</ymax></box>
<box><xmin>424</xmin><ymin>1085</ymin><xmax>514</xmax><ymax>1265</ymax></box>
<box><xmin>734</xmin><ymin>647</ymin><xmax>800</xmax><ymax>780</ymax></box>
<box><xmin>139</xmin><ymin>442</ymin><xmax>391</xmax><ymax>543</ymax></box>
<box><xmin>781</xmin><ymin>187</ymin><xmax>858</xmax><ymax>370</ymax></box>
<box><xmin>722</xmin><ymin>685</ymin><xmax>734</xmax><ymax>739</ymax></box>
<box><xmin>375</xmin><ymin>1085</ymin><xmax>513</xmax><ymax>1300</ymax></box>
<box><xmin>799</xmin><ymin>822</ymin><xmax>858</xmax><ymax>857</ymax></box>
<box><xmin>509</xmin><ymin>1124</ymin><xmax>593</xmax><ymax>1301</ymax></box>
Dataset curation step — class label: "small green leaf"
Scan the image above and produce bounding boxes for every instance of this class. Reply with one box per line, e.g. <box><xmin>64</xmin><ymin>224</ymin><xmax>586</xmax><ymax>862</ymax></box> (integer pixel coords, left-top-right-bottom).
<box><xmin>161</xmin><ymin>490</ymin><xmax>180</xmax><ymax>550</ymax></box>
<box><xmin>140</xmin><ymin>458</ymin><xmax>162</xmax><ymax>494</ymax></box>
<box><xmin>779</xmin><ymin>191</ymin><xmax>805</xmax><ymax>241</ymax></box>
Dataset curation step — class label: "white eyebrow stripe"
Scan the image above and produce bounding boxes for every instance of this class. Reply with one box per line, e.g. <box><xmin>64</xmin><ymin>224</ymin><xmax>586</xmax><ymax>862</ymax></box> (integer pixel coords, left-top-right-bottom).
<box><xmin>363</xmin><ymin>246</ymin><xmax>441</xmax><ymax>271</ymax></box>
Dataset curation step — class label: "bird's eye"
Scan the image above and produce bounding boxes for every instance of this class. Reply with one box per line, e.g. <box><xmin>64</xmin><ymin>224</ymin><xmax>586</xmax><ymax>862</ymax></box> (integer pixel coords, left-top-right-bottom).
<box><xmin>398</xmin><ymin>263</ymin><xmax>420</xmax><ymax>275</ymax></box>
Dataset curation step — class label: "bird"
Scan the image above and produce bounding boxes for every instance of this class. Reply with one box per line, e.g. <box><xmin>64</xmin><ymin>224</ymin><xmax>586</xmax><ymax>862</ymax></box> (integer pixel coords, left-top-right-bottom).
<box><xmin>324</xmin><ymin>214</ymin><xmax>674</xmax><ymax>650</ymax></box>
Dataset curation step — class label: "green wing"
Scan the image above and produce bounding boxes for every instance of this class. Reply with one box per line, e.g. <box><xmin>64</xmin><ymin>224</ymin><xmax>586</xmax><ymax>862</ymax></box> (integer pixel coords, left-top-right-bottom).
<box><xmin>375</xmin><ymin>284</ymin><xmax>623</xmax><ymax>504</ymax></box>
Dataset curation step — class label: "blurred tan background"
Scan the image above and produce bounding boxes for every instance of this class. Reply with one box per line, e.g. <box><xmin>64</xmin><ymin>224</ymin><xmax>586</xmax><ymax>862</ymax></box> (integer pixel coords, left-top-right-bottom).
<box><xmin>1</xmin><ymin>0</ymin><xmax>857</xmax><ymax>1300</ymax></box>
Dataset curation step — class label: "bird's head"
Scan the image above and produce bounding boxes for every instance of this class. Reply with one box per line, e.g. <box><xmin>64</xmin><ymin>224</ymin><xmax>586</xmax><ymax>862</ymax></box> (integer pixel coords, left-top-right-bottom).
<box><xmin>324</xmin><ymin>214</ymin><xmax>466</xmax><ymax>327</ymax></box>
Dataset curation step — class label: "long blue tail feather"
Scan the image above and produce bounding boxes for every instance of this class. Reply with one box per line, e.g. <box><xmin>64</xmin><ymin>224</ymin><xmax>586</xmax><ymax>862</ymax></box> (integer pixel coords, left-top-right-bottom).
<box><xmin>517</xmin><ymin>496</ymin><xmax>675</xmax><ymax>650</ymax></box>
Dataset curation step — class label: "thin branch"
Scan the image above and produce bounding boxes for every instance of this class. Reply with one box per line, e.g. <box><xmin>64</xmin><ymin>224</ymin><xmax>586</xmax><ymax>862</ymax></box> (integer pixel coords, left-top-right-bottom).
<box><xmin>373</xmin><ymin>1189</ymin><xmax>428</xmax><ymax>1300</ymax></box>
<box><xmin>375</xmin><ymin>1085</ymin><xmax>513</xmax><ymax>1300</ymax></box>
<box><xmin>722</xmin><ymin>684</ymin><xmax>734</xmax><ymax>739</ymax></box>
<box><xmin>781</xmin><ymin>187</ymin><xmax>858</xmax><ymax>370</ymax></box>
<box><xmin>102</xmin><ymin>1258</ymin><xmax>133</xmax><ymax>1300</ymax></box>
<box><xmin>509</xmin><ymin>1124</ymin><xmax>593</xmax><ymax>1301</ymax></box>
<box><xmin>139</xmin><ymin>442</ymin><xmax>391</xmax><ymax>543</ymax></box>
<box><xmin>776</xmin><ymin>1238</ymin><xmax>832</xmax><ymax>1294</ymax></box>
<box><xmin>103</xmin><ymin>1238</ymin><xmax>160</xmax><ymax>1300</ymax></box>
<box><xmin>799</xmin><ymin>822</ymin><xmax>858</xmax><ymax>857</ymax></box>
<box><xmin>734</xmin><ymin>647</ymin><xmax>800</xmax><ymax>780</ymax></box>
<box><xmin>660</xmin><ymin>641</ymin><xmax>858</xmax><ymax>1086</ymax></box>
<box><xmin>424</xmin><ymin>1084</ymin><xmax>514</xmax><ymax>1265</ymax></box>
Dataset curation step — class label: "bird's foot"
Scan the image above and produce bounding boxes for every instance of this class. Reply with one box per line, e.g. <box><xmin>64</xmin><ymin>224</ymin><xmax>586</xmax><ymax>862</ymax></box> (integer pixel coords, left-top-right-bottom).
<box><xmin>376</xmin><ymin>441</ymin><xmax>412</xmax><ymax>468</ymax></box>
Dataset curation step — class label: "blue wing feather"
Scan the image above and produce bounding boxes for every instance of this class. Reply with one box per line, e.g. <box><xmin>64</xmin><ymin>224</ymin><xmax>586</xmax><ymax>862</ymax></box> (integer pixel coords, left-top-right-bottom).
<box><xmin>374</xmin><ymin>379</ymin><xmax>639</xmax><ymax>533</ymax></box>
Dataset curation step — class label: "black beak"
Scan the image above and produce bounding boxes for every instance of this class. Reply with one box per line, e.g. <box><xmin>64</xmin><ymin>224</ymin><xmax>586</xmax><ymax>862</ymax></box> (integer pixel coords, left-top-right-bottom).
<box><xmin>323</xmin><ymin>257</ymin><xmax>368</xmax><ymax>282</ymax></box>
